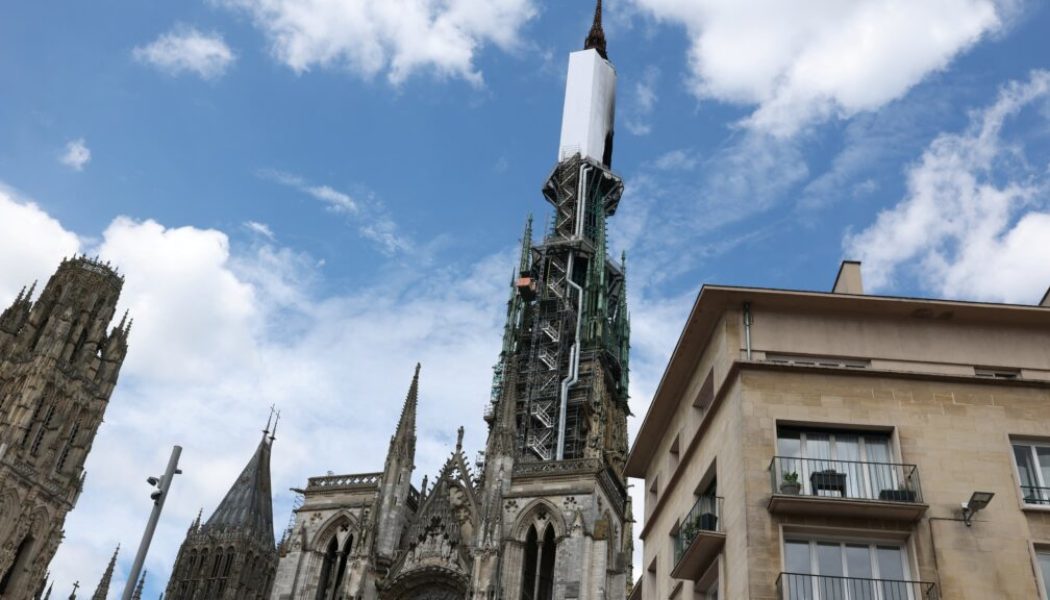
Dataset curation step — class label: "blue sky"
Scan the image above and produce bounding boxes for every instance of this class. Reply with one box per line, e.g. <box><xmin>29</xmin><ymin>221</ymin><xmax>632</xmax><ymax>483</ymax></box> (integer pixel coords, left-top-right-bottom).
<box><xmin>2</xmin><ymin>0</ymin><xmax>1050</xmax><ymax>597</ymax></box>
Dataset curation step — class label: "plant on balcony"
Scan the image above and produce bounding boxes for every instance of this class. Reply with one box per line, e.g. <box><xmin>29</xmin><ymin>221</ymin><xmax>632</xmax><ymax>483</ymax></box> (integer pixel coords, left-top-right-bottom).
<box><xmin>878</xmin><ymin>482</ymin><xmax>917</xmax><ymax>503</ymax></box>
<box><xmin>780</xmin><ymin>471</ymin><xmax>801</xmax><ymax>495</ymax></box>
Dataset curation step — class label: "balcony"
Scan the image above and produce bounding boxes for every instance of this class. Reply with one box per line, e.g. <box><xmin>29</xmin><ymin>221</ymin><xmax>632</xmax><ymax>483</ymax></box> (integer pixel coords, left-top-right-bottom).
<box><xmin>1020</xmin><ymin>484</ymin><xmax>1050</xmax><ymax>506</ymax></box>
<box><xmin>776</xmin><ymin>572</ymin><xmax>938</xmax><ymax>600</ymax></box>
<box><xmin>670</xmin><ymin>495</ymin><xmax>725</xmax><ymax>580</ymax></box>
<box><xmin>768</xmin><ymin>457</ymin><xmax>927</xmax><ymax>521</ymax></box>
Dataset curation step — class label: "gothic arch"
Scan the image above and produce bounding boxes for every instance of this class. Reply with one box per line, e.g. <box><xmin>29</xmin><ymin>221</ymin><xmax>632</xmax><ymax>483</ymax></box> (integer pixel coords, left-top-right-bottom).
<box><xmin>511</xmin><ymin>499</ymin><xmax>567</xmax><ymax>542</ymax></box>
<box><xmin>311</xmin><ymin>511</ymin><xmax>358</xmax><ymax>551</ymax></box>
<box><xmin>383</xmin><ymin>566</ymin><xmax>469</xmax><ymax>600</ymax></box>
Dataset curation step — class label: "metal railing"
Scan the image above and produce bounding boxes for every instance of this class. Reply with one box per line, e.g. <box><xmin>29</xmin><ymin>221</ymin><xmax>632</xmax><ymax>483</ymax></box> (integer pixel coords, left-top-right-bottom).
<box><xmin>776</xmin><ymin>573</ymin><xmax>938</xmax><ymax>600</ymax></box>
<box><xmin>1020</xmin><ymin>485</ymin><xmax>1050</xmax><ymax>505</ymax></box>
<box><xmin>673</xmin><ymin>495</ymin><xmax>723</xmax><ymax>565</ymax></box>
<box><xmin>770</xmin><ymin>457</ymin><xmax>922</xmax><ymax>503</ymax></box>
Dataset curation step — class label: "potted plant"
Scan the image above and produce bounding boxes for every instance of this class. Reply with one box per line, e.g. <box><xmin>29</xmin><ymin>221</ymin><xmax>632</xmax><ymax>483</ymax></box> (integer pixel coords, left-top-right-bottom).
<box><xmin>878</xmin><ymin>483</ymin><xmax>917</xmax><ymax>503</ymax></box>
<box><xmin>780</xmin><ymin>471</ymin><xmax>802</xmax><ymax>495</ymax></box>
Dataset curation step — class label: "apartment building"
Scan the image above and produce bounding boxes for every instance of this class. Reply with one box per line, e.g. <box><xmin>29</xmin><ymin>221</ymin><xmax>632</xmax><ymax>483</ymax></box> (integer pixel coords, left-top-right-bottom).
<box><xmin>625</xmin><ymin>261</ymin><xmax>1050</xmax><ymax>599</ymax></box>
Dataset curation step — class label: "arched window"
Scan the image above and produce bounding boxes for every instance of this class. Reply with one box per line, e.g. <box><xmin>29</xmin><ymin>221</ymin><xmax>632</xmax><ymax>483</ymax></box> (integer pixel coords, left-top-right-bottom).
<box><xmin>520</xmin><ymin>524</ymin><xmax>556</xmax><ymax>600</ymax></box>
<box><xmin>0</xmin><ymin>535</ymin><xmax>34</xmax><ymax>593</ymax></box>
<box><xmin>316</xmin><ymin>536</ymin><xmax>339</xmax><ymax>600</ymax></box>
<box><xmin>331</xmin><ymin>534</ymin><xmax>352</xmax><ymax>597</ymax></box>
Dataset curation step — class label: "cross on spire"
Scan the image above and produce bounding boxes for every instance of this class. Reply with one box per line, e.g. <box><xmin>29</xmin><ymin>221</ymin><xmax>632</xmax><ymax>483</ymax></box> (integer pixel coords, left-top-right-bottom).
<box><xmin>584</xmin><ymin>0</ymin><xmax>608</xmax><ymax>60</ymax></box>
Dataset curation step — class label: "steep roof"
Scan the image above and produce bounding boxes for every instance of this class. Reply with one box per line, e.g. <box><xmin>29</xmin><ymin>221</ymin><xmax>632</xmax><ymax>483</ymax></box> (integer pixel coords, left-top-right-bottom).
<box><xmin>202</xmin><ymin>435</ymin><xmax>275</xmax><ymax>544</ymax></box>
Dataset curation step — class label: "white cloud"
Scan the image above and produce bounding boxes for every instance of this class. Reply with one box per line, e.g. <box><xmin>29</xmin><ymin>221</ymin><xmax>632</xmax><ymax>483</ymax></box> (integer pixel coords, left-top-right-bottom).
<box><xmin>244</xmin><ymin>220</ymin><xmax>276</xmax><ymax>239</ymax></box>
<box><xmin>262</xmin><ymin>170</ymin><xmax>411</xmax><ymax>254</ymax></box>
<box><xmin>650</xmin><ymin>149</ymin><xmax>699</xmax><ymax>171</ymax></box>
<box><xmin>846</xmin><ymin>69</ymin><xmax>1050</xmax><ymax>303</ymax></box>
<box><xmin>632</xmin><ymin>0</ymin><xmax>1015</xmax><ymax>135</ymax></box>
<box><xmin>133</xmin><ymin>26</ymin><xmax>236</xmax><ymax>80</ymax></box>
<box><xmin>625</xmin><ymin>66</ymin><xmax>660</xmax><ymax>136</ymax></box>
<box><xmin>0</xmin><ymin>189</ymin><xmax>510</xmax><ymax>597</ymax></box>
<box><xmin>216</xmin><ymin>0</ymin><xmax>537</xmax><ymax>85</ymax></box>
<box><xmin>60</xmin><ymin>138</ymin><xmax>91</xmax><ymax>171</ymax></box>
<box><xmin>0</xmin><ymin>186</ymin><xmax>81</xmax><ymax>301</ymax></box>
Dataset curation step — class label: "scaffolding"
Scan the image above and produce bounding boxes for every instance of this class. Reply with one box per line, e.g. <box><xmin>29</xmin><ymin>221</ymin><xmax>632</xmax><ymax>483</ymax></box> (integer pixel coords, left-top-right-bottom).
<box><xmin>501</xmin><ymin>154</ymin><xmax>628</xmax><ymax>463</ymax></box>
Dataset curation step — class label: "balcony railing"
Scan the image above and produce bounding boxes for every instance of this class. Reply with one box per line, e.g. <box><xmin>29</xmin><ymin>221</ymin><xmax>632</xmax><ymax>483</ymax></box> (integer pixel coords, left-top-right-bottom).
<box><xmin>1020</xmin><ymin>484</ymin><xmax>1050</xmax><ymax>505</ymax></box>
<box><xmin>777</xmin><ymin>573</ymin><xmax>938</xmax><ymax>600</ymax></box>
<box><xmin>673</xmin><ymin>495</ymin><xmax>723</xmax><ymax>566</ymax></box>
<box><xmin>770</xmin><ymin>457</ymin><xmax>923</xmax><ymax>504</ymax></box>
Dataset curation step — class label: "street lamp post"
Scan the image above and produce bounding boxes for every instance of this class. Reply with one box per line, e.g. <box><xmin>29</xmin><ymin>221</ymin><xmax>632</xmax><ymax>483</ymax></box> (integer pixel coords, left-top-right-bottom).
<box><xmin>122</xmin><ymin>445</ymin><xmax>182</xmax><ymax>600</ymax></box>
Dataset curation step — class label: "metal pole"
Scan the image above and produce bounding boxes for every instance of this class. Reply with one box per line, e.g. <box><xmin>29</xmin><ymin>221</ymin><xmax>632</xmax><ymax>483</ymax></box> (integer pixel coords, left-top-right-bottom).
<box><xmin>122</xmin><ymin>445</ymin><xmax>182</xmax><ymax>600</ymax></box>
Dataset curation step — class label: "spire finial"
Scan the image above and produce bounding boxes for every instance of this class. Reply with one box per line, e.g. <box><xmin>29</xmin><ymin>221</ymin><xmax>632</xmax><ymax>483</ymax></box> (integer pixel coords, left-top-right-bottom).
<box><xmin>584</xmin><ymin>0</ymin><xmax>608</xmax><ymax>60</ymax></box>
<box><xmin>264</xmin><ymin>405</ymin><xmax>275</xmax><ymax>437</ymax></box>
<box><xmin>270</xmin><ymin>409</ymin><xmax>281</xmax><ymax>442</ymax></box>
<box><xmin>456</xmin><ymin>426</ymin><xmax>465</xmax><ymax>452</ymax></box>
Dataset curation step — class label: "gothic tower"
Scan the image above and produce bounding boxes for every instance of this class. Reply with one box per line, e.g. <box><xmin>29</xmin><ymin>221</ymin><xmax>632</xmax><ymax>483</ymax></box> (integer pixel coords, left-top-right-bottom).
<box><xmin>164</xmin><ymin>422</ymin><xmax>278</xmax><ymax>599</ymax></box>
<box><xmin>472</xmin><ymin>2</ymin><xmax>633</xmax><ymax>598</ymax></box>
<box><xmin>0</xmin><ymin>256</ymin><xmax>130</xmax><ymax>599</ymax></box>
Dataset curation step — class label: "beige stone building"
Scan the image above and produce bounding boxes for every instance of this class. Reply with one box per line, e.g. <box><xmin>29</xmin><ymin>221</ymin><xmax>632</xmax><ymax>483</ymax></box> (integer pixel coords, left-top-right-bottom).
<box><xmin>626</xmin><ymin>261</ymin><xmax>1050</xmax><ymax>600</ymax></box>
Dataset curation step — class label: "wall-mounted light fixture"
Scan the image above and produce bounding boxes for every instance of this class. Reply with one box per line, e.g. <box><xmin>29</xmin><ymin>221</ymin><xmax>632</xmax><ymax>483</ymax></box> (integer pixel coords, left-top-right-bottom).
<box><xmin>961</xmin><ymin>491</ymin><xmax>995</xmax><ymax>526</ymax></box>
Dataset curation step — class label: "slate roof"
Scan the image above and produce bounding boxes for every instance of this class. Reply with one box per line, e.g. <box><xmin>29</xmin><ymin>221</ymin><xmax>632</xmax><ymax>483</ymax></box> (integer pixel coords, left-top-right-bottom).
<box><xmin>202</xmin><ymin>435</ymin><xmax>275</xmax><ymax>544</ymax></box>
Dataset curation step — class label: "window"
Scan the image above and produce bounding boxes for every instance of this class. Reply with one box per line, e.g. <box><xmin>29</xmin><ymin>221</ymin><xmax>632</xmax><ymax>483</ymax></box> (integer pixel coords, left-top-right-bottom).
<box><xmin>782</xmin><ymin>538</ymin><xmax>911</xmax><ymax>600</ymax></box>
<box><xmin>520</xmin><ymin>524</ymin><xmax>556</xmax><ymax>600</ymax></box>
<box><xmin>668</xmin><ymin>434</ymin><xmax>681</xmax><ymax>473</ymax></box>
<box><xmin>976</xmin><ymin>367</ymin><xmax>1020</xmax><ymax>379</ymax></box>
<box><xmin>648</xmin><ymin>476</ymin><xmax>660</xmax><ymax>508</ymax></box>
<box><xmin>1037</xmin><ymin>550</ymin><xmax>1050</xmax><ymax>600</ymax></box>
<box><xmin>693</xmin><ymin>370</ymin><xmax>714</xmax><ymax>410</ymax></box>
<box><xmin>766</xmin><ymin>354</ymin><xmax>869</xmax><ymax>369</ymax></box>
<box><xmin>776</xmin><ymin>427</ymin><xmax>902</xmax><ymax>500</ymax></box>
<box><xmin>1013</xmin><ymin>441</ymin><xmax>1050</xmax><ymax>505</ymax></box>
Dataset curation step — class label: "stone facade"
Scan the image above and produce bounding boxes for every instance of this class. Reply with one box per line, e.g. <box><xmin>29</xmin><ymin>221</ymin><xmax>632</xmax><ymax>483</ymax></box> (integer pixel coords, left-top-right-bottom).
<box><xmin>627</xmin><ymin>262</ymin><xmax>1050</xmax><ymax>600</ymax></box>
<box><xmin>0</xmin><ymin>257</ymin><xmax>129</xmax><ymax>600</ymax></box>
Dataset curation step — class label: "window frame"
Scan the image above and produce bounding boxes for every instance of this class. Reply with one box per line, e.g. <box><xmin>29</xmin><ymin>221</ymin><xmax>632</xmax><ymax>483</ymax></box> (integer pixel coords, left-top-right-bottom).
<box><xmin>1011</xmin><ymin>438</ymin><xmax>1050</xmax><ymax>508</ymax></box>
<box><xmin>777</xmin><ymin>524</ymin><xmax>920</xmax><ymax>600</ymax></box>
<box><xmin>1031</xmin><ymin>542</ymin><xmax>1050</xmax><ymax>600</ymax></box>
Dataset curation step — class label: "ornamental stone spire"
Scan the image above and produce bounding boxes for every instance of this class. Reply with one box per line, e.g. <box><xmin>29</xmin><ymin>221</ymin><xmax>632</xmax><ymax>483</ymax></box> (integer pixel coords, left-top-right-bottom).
<box><xmin>91</xmin><ymin>545</ymin><xmax>119</xmax><ymax>600</ymax></box>
<box><xmin>584</xmin><ymin>0</ymin><xmax>608</xmax><ymax>59</ymax></box>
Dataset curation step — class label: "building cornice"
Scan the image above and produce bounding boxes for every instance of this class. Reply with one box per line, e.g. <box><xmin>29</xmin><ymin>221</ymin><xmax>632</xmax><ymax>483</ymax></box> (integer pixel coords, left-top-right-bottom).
<box><xmin>625</xmin><ymin>285</ymin><xmax>1050</xmax><ymax>478</ymax></box>
<box><xmin>636</xmin><ymin>359</ymin><xmax>1050</xmax><ymax>539</ymax></box>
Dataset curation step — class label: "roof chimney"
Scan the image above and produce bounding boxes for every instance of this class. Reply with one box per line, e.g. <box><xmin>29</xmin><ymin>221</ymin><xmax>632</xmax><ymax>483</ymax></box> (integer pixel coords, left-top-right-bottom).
<box><xmin>832</xmin><ymin>261</ymin><xmax>864</xmax><ymax>295</ymax></box>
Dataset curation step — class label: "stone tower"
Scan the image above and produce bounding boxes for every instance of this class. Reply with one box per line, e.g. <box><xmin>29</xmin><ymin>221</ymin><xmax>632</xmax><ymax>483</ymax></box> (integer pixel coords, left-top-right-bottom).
<box><xmin>471</xmin><ymin>0</ymin><xmax>633</xmax><ymax>597</ymax></box>
<box><xmin>0</xmin><ymin>256</ymin><xmax>130</xmax><ymax>599</ymax></box>
<box><xmin>164</xmin><ymin>423</ymin><xmax>278</xmax><ymax>599</ymax></box>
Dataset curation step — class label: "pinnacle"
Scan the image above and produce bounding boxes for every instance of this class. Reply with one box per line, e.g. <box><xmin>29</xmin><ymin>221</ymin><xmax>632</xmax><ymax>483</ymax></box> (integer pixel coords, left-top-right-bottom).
<box><xmin>396</xmin><ymin>364</ymin><xmax>420</xmax><ymax>438</ymax></box>
<box><xmin>584</xmin><ymin>0</ymin><xmax>608</xmax><ymax>60</ymax></box>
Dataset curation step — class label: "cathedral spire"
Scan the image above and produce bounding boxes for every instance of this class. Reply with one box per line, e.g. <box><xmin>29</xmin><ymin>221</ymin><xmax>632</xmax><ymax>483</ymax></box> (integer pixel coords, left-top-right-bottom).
<box><xmin>201</xmin><ymin>426</ymin><xmax>275</xmax><ymax>546</ymax></box>
<box><xmin>394</xmin><ymin>363</ymin><xmax>420</xmax><ymax>445</ymax></box>
<box><xmin>130</xmin><ymin>571</ymin><xmax>145</xmax><ymax>600</ymax></box>
<box><xmin>90</xmin><ymin>545</ymin><xmax>119</xmax><ymax>600</ymax></box>
<box><xmin>584</xmin><ymin>0</ymin><xmax>608</xmax><ymax>60</ymax></box>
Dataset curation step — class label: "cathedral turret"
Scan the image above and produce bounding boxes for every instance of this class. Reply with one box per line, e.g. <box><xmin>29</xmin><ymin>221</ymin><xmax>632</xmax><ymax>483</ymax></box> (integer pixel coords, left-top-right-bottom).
<box><xmin>0</xmin><ymin>257</ymin><xmax>130</xmax><ymax>599</ymax></box>
<box><xmin>374</xmin><ymin>364</ymin><xmax>420</xmax><ymax>564</ymax></box>
<box><xmin>163</xmin><ymin>421</ymin><xmax>277</xmax><ymax>599</ymax></box>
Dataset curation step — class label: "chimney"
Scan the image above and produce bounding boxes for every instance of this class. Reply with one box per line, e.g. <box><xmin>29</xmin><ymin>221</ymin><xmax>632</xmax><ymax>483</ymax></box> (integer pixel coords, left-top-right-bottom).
<box><xmin>832</xmin><ymin>261</ymin><xmax>864</xmax><ymax>295</ymax></box>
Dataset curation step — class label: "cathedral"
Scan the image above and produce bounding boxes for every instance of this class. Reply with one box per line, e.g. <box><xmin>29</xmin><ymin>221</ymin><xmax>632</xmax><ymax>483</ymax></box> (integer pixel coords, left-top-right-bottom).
<box><xmin>0</xmin><ymin>256</ymin><xmax>130</xmax><ymax>600</ymax></box>
<box><xmin>261</xmin><ymin>2</ymin><xmax>634</xmax><ymax>598</ymax></box>
<box><xmin>2</xmin><ymin>2</ymin><xmax>633</xmax><ymax>598</ymax></box>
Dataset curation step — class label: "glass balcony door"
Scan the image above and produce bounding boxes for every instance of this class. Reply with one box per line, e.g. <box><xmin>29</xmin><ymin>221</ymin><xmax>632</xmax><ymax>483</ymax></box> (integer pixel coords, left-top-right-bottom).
<box><xmin>782</xmin><ymin>539</ymin><xmax>912</xmax><ymax>600</ymax></box>
<box><xmin>777</xmin><ymin>429</ymin><xmax>895</xmax><ymax>498</ymax></box>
